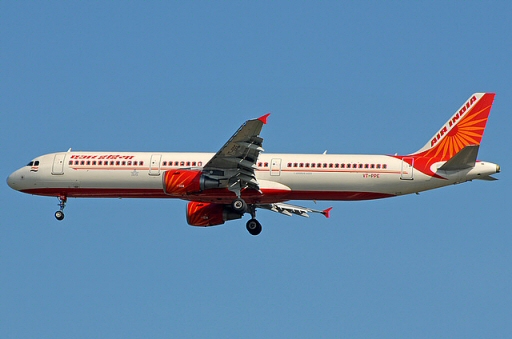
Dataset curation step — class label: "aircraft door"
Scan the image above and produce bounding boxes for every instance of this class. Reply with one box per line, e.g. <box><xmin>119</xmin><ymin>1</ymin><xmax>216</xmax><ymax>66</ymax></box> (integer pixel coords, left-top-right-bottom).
<box><xmin>149</xmin><ymin>154</ymin><xmax>162</xmax><ymax>176</ymax></box>
<box><xmin>270</xmin><ymin>158</ymin><xmax>282</xmax><ymax>176</ymax></box>
<box><xmin>400</xmin><ymin>157</ymin><xmax>414</xmax><ymax>180</ymax></box>
<box><xmin>52</xmin><ymin>153</ymin><xmax>66</xmax><ymax>175</ymax></box>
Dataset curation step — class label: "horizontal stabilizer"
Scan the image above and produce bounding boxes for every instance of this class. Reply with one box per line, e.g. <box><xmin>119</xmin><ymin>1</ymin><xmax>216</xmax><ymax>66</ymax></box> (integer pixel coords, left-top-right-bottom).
<box><xmin>439</xmin><ymin>145</ymin><xmax>479</xmax><ymax>171</ymax></box>
<box><xmin>476</xmin><ymin>175</ymin><xmax>498</xmax><ymax>181</ymax></box>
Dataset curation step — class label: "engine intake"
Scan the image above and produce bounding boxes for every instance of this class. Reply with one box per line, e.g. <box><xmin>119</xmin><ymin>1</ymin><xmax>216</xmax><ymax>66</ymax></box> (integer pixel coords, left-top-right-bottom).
<box><xmin>186</xmin><ymin>202</ymin><xmax>243</xmax><ymax>227</ymax></box>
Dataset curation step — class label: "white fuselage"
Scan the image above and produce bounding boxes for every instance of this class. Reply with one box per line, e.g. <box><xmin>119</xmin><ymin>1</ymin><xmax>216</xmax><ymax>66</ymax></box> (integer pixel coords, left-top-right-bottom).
<box><xmin>6</xmin><ymin>151</ymin><xmax>500</xmax><ymax>204</ymax></box>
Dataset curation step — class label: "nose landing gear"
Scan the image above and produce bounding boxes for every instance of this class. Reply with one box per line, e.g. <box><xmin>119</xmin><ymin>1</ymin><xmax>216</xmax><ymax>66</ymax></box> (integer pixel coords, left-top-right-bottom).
<box><xmin>55</xmin><ymin>195</ymin><xmax>67</xmax><ymax>221</ymax></box>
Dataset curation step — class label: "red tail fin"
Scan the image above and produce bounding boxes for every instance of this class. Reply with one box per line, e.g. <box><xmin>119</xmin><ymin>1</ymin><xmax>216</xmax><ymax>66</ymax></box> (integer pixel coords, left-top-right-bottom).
<box><xmin>412</xmin><ymin>93</ymin><xmax>495</xmax><ymax>161</ymax></box>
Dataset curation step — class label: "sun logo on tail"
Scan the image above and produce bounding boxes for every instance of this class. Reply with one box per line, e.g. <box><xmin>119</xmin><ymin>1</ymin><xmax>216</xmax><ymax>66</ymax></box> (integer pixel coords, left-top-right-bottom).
<box><xmin>415</xmin><ymin>93</ymin><xmax>495</xmax><ymax>161</ymax></box>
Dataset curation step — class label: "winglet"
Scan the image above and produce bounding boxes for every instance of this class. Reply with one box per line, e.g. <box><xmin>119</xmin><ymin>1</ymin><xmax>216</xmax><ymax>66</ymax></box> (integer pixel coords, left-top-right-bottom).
<box><xmin>323</xmin><ymin>207</ymin><xmax>333</xmax><ymax>218</ymax></box>
<box><xmin>258</xmin><ymin>113</ymin><xmax>271</xmax><ymax>124</ymax></box>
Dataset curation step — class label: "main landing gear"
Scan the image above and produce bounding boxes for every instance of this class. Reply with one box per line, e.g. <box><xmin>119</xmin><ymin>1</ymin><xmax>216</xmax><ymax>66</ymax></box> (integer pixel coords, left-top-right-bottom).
<box><xmin>246</xmin><ymin>218</ymin><xmax>262</xmax><ymax>236</ymax></box>
<box><xmin>232</xmin><ymin>198</ymin><xmax>262</xmax><ymax>236</ymax></box>
<box><xmin>55</xmin><ymin>195</ymin><xmax>67</xmax><ymax>221</ymax></box>
<box><xmin>231</xmin><ymin>198</ymin><xmax>247</xmax><ymax>214</ymax></box>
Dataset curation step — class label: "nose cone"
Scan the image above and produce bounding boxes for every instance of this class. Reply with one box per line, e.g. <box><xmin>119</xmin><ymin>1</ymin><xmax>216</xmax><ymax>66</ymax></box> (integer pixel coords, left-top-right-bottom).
<box><xmin>7</xmin><ymin>170</ymin><xmax>22</xmax><ymax>191</ymax></box>
<box><xmin>7</xmin><ymin>174</ymin><xmax>15</xmax><ymax>189</ymax></box>
<box><xmin>7</xmin><ymin>172</ymin><xmax>16</xmax><ymax>190</ymax></box>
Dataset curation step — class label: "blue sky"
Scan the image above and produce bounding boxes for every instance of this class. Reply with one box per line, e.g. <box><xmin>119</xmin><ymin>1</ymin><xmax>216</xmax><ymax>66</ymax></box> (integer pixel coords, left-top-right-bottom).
<box><xmin>1</xmin><ymin>2</ymin><xmax>511</xmax><ymax>338</ymax></box>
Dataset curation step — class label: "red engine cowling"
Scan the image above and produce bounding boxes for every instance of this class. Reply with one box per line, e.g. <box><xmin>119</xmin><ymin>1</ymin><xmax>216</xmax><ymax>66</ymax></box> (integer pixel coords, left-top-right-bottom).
<box><xmin>163</xmin><ymin>170</ymin><xmax>220</xmax><ymax>196</ymax></box>
<box><xmin>186</xmin><ymin>202</ymin><xmax>243</xmax><ymax>227</ymax></box>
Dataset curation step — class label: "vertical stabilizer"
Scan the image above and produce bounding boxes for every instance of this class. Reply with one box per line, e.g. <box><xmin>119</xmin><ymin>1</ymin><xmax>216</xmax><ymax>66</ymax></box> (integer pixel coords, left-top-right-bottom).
<box><xmin>411</xmin><ymin>93</ymin><xmax>495</xmax><ymax>161</ymax></box>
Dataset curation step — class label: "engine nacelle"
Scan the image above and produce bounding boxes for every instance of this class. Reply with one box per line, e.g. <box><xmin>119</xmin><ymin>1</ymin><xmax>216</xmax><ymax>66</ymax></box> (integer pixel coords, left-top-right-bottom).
<box><xmin>186</xmin><ymin>202</ymin><xmax>243</xmax><ymax>227</ymax></box>
<box><xmin>163</xmin><ymin>170</ymin><xmax>220</xmax><ymax>196</ymax></box>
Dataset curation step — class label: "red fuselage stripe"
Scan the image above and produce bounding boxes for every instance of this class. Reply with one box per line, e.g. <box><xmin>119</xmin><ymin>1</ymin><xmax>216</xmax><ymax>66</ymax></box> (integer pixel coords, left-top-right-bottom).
<box><xmin>20</xmin><ymin>187</ymin><xmax>394</xmax><ymax>202</ymax></box>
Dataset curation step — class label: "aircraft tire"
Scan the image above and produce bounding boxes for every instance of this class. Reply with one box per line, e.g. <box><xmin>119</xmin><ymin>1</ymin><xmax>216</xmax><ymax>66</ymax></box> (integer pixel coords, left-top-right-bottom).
<box><xmin>246</xmin><ymin>219</ymin><xmax>262</xmax><ymax>236</ymax></box>
<box><xmin>232</xmin><ymin>198</ymin><xmax>247</xmax><ymax>213</ymax></box>
<box><xmin>55</xmin><ymin>211</ymin><xmax>65</xmax><ymax>221</ymax></box>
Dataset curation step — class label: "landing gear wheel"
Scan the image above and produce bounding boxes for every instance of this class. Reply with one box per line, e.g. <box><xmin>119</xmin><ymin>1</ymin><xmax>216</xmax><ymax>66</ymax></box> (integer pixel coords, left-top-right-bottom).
<box><xmin>55</xmin><ymin>210</ymin><xmax>65</xmax><ymax>221</ymax></box>
<box><xmin>246</xmin><ymin>219</ymin><xmax>262</xmax><ymax>236</ymax></box>
<box><xmin>232</xmin><ymin>198</ymin><xmax>247</xmax><ymax>213</ymax></box>
<box><xmin>55</xmin><ymin>195</ymin><xmax>67</xmax><ymax>221</ymax></box>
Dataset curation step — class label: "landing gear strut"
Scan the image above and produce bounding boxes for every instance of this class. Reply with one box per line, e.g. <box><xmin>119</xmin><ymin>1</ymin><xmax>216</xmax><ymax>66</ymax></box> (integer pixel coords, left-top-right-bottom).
<box><xmin>55</xmin><ymin>195</ymin><xmax>67</xmax><ymax>221</ymax></box>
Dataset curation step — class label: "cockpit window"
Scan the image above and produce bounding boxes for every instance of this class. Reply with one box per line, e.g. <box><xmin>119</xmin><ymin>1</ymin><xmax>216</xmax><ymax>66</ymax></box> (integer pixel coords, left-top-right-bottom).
<box><xmin>27</xmin><ymin>161</ymin><xmax>34</xmax><ymax>166</ymax></box>
<box><xmin>26</xmin><ymin>161</ymin><xmax>39</xmax><ymax>166</ymax></box>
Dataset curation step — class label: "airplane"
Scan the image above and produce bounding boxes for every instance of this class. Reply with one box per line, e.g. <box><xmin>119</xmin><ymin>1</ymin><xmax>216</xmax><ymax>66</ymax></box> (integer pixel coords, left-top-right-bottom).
<box><xmin>7</xmin><ymin>93</ymin><xmax>500</xmax><ymax>235</ymax></box>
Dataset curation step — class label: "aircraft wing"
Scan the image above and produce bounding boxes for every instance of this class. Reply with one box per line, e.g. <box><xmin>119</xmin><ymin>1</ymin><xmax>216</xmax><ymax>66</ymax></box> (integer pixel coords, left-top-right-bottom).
<box><xmin>202</xmin><ymin>114</ymin><xmax>270</xmax><ymax>193</ymax></box>
<box><xmin>258</xmin><ymin>203</ymin><xmax>332</xmax><ymax>218</ymax></box>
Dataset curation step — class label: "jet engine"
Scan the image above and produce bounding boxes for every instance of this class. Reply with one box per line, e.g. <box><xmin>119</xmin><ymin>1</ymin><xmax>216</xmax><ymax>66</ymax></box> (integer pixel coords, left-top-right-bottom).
<box><xmin>186</xmin><ymin>202</ymin><xmax>243</xmax><ymax>227</ymax></box>
<box><xmin>163</xmin><ymin>170</ymin><xmax>220</xmax><ymax>196</ymax></box>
